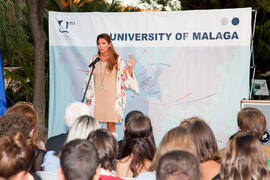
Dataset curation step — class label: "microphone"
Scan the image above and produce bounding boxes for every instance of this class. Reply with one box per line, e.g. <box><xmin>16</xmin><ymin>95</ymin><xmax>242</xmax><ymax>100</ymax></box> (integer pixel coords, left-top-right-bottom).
<box><xmin>89</xmin><ymin>57</ymin><xmax>101</xmax><ymax>67</ymax></box>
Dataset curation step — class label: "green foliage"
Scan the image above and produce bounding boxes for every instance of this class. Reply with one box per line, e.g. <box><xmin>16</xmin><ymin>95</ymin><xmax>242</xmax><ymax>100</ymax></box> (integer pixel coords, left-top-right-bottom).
<box><xmin>45</xmin><ymin>0</ymin><xmax>140</xmax><ymax>12</ymax></box>
<box><xmin>139</xmin><ymin>0</ymin><xmax>181</xmax><ymax>10</ymax></box>
<box><xmin>254</xmin><ymin>16</ymin><xmax>270</xmax><ymax>73</ymax></box>
<box><xmin>0</xmin><ymin>0</ymin><xmax>34</xmax><ymax>106</ymax></box>
<box><xmin>0</xmin><ymin>0</ymin><xmax>30</xmax><ymax>65</ymax></box>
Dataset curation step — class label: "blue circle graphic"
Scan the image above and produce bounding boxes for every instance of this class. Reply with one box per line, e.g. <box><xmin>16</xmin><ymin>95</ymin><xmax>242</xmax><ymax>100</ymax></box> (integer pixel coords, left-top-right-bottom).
<box><xmin>232</xmin><ymin>17</ymin><xmax>239</xmax><ymax>26</ymax></box>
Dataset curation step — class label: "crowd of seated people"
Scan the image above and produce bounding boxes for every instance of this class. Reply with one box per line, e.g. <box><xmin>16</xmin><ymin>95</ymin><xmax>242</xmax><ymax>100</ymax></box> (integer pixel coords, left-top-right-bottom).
<box><xmin>1</xmin><ymin>101</ymin><xmax>270</xmax><ymax>180</ymax></box>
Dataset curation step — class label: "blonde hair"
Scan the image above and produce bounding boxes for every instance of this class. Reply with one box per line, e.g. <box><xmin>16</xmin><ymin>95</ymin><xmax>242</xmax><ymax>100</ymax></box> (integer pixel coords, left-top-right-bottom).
<box><xmin>66</xmin><ymin>115</ymin><xmax>100</xmax><ymax>143</ymax></box>
<box><xmin>220</xmin><ymin>132</ymin><xmax>270</xmax><ymax>180</ymax></box>
<box><xmin>149</xmin><ymin>126</ymin><xmax>196</xmax><ymax>171</ymax></box>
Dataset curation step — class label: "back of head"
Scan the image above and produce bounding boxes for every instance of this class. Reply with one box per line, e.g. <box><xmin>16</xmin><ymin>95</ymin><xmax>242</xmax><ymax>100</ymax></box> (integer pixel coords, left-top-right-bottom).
<box><xmin>66</xmin><ymin>115</ymin><xmax>101</xmax><ymax>143</ymax></box>
<box><xmin>122</xmin><ymin>114</ymin><xmax>156</xmax><ymax>157</ymax></box>
<box><xmin>186</xmin><ymin>119</ymin><xmax>218</xmax><ymax>162</ymax></box>
<box><xmin>124</xmin><ymin>110</ymin><xmax>144</xmax><ymax>127</ymax></box>
<box><xmin>180</xmin><ymin>116</ymin><xmax>200</xmax><ymax>129</ymax></box>
<box><xmin>87</xmin><ymin>128</ymin><xmax>118</xmax><ymax>171</ymax></box>
<box><xmin>122</xmin><ymin>114</ymin><xmax>156</xmax><ymax>177</ymax></box>
<box><xmin>0</xmin><ymin>134</ymin><xmax>34</xmax><ymax>179</ymax></box>
<box><xmin>220</xmin><ymin>132</ymin><xmax>270</xmax><ymax>180</ymax></box>
<box><xmin>60</xmin><ymin>139</ymin><xmax>100</xmax><ymax>180</ymax></box>
<box><xmin>64</xmin><ymin>102</ymin><xmax>91</xmax><ymax>128</ymax></box>
<box><xmin>237</xmin><ymin>107</ymin><xmax>266</xmax><ymax>139</ymax></box>
<box><xmin>6</xmin><ymin>101</ymin><xmax>40</xmax><ymax>145</ymax></box>
<box><xmin>150</xmin><ymin>126</ymin><xmax>196</xmax><ymax>171</ymax></box>
<box><xmin>6</xmin><ymin>101</ymin><xmax>37</xmax><ymax>129</ymax></box>
<box><xmin>0</xmin><ymin>112</ymin><xmax>31</xmax><ymax>140</ymax></box>
<box><xmin>157</xmin><ymin>150</ymin><xmax>200</xmax><ymax>180</ymax></box>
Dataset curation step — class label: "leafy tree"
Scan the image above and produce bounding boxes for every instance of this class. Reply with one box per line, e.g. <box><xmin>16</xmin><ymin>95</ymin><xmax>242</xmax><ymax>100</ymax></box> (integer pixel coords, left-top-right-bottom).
<box><xmin>45</xmin><ymin>0</ymin><xmax>140</xmax><ymax>12</ymax></box>
<box><xmin>139</xmin><ymin>0</ymin><xmax>181</xmax><ymax>10</ymax></box>
<box><xmin>0</xmin><ymin>0</ymin><xmax>34</xmax><ymax>105</ymax></box>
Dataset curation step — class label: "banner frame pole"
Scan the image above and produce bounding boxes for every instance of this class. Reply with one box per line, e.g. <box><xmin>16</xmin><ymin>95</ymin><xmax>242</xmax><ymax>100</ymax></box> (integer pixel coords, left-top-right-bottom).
<box><xmin>249</xmin><ymin>9</ymin><xmax>258</xmax><ymax>99</ymax></box>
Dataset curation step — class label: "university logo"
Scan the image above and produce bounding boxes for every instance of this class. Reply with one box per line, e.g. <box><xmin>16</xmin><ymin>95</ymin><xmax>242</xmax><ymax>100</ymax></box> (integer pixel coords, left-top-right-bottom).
<box><xmin>58</xmin><ymin>19</ymin><xmax>75</xmax><ymax>33</ymax></box>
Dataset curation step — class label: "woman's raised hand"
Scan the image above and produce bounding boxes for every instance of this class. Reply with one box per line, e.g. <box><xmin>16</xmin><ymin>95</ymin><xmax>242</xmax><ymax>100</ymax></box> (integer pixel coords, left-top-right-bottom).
<box><xmin>126</xmin><ymin>55</ymin><xmax>136</xmax><ymax>69</ymax></box>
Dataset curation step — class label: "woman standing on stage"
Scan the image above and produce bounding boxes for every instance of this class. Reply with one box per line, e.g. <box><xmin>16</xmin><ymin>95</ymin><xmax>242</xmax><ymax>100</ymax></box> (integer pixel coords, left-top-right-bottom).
<box><xmin>85</xmin><ymin>33</ymin><xmax>139</xmax><ymax>134</ymax></box>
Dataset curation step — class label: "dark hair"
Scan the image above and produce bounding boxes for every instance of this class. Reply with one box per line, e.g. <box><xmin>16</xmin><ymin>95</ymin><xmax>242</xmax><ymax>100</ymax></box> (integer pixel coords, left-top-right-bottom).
<box><xmin>186</xmin><ymin>119</ymin><xmax>219</xmax><ymax>162</ymax></box>
<box><xmin>124</xmin><ymin>110</ymin><xmax>144</xmax><ymax>126</ymax></box>
<box><xmin>97</xmin><ymin>33</ymin><xmax>119</xmax><ymax>72</ymax></box>
<box><xmin>0</xmin><ymin>134</ymin><xmax>34</xmax><ymax>179</ymax></box>
<box><xmin>0</xmin><ymin>112</ymin><xmax>31</xmax><ymax>140</ymax></box>
<box><xmin>237</xmin><ymin>107</ymin><xmax>266</xmax><ymax>139</ymax></box>
<box><xmin>157</xmin><ymin>150</ymin><xmax>200</xmax><ymax>180</ymax></box>
<box><xmin>121</xmin><ymin>114</ymin><xmax>156</xmax><ymax>177</ymax></box>
<box><xmin>6</xmin><ymin>101</ymin><xmax>40</xmax><ymax>146</ymax></box>
<box><xmin>220</xmin><ymin>132</ymin><xmax>270</xmax><ymax>180</ymax></box>
<box><xmin>60</xmin><ymin>139</ymin><xmax>100</xmax><ymax>180</ymax></box>
<box><xmin>87</xmin><ymin>129</ymin><xmax>118</xmax><ymax>171</ymax></box>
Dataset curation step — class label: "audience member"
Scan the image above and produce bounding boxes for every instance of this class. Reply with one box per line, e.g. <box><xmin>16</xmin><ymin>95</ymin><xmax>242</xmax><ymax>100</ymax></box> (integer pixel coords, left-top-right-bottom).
<box><xmin>46</xmin><ymin>102</ymin><xmax>91</xmax><ymax>151</ymax></box>
<box><xmin>0</xmin><ymin>134</ymin><xmax>34</xmax><ymax>180</ymax></box>
<box><xmin>136</xmin><ymin>126</ymin><xmax>197</xmax><ymax>180</ymax></box>
<box><xmin>116</xmin><ymin>114</ymin><xmax>156</xmax><ymax>178</ymax></box>
<box><xmin>58</xmin><ymin>139</ymin><xmax>100</xmax><ymax>180</ymax></box>
<box><xmin>0</xmin><ymin>113</ymin><xmax>44</xmax><ymax>174</ymax></box>
<box><xmin>218</xmin><ymin>107</ymin><xmax>270</xmax><ymax>159</ymax></box>
<box><xmin>157</xmin><ymin>150</ymin><xmax>200</xmax><ymax>180</ymax></box>
<box><xmin>220</xmin><ymin>132</ymin><xmax>270</xmax><ymax>180</ymax></box>
<box><xmin>6</xmin><ymin>101</ymin><xmax>43</xmax><ymax>148</ymax></box>
<box><xmin>87</xmin><ymin>129</ymin><xmax>118</xmax><ymax>177</ymax></box>
<box><xmin>0</xmin><ymin>112</ymin><xmax>31</xmax><ymax>139</ymax></box>
<box><xmin>5</xmin><ymin>102</ymin><xmax>46</xmax><ymax>172</ymax></box>
<box><xmin>238</xmin><ymin>107</ymin><xmax>270</xmax><ymax>157</ymax></box>
<box><xmin>185</xmin><ymin>118</ymin><xmax>220</xmax><ymax>180</ymax></box>
<box><xmin>66</xmin><ymin>115</ymin><xmax>100</xmax><ymax>142</ymax></box>
<box><xmin>42</xmin><ymin>115</ymin><xmax>100</xmax><ymax>174</ymax></box>
<box><xmin>118</xmin><ymin>110</ymin><xmax>144</xmax><ymax>159</ymax></box>
<box><xmin>179</xmin><ymin>116</ymin><xmax>199</xmax><ymax>129</ymax></box>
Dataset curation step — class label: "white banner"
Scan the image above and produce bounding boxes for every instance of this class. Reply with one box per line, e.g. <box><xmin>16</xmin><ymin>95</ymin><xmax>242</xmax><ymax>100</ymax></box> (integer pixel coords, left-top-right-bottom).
<box><xmin>49</xmin><ymin>8</ymin><xmax>251</xmax><ymax>148</ymax></box>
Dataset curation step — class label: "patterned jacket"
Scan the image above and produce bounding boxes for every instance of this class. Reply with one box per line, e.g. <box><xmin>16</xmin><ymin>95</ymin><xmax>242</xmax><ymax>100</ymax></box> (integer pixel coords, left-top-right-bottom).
<box><xmin>85</xmin><ymin>56</ymin><xmax>139</xmax><ymax>122</ymax></box>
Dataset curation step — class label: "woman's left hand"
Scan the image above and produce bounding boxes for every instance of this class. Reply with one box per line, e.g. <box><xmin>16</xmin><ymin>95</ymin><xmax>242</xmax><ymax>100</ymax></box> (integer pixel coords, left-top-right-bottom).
<box><xmin>126</xmin><ymin>55</ymin><xmax>136</xmax><ymax>69</ymax></box>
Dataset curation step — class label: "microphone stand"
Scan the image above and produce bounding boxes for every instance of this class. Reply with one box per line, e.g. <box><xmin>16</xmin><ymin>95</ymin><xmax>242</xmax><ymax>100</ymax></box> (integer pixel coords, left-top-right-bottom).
<box><xmin>81</xmin><ymin>65</ymin><xmax>95</xmax><ymax>102</ymax></box>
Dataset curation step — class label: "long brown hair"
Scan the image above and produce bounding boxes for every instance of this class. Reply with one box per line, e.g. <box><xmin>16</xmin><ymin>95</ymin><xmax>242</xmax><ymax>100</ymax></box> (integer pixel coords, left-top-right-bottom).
<box><xmin>149</xmin><ymin>126</ymin><xmax>196</xmax><ymax>171</ymax></box>
<box><xmin>97</xmin><ymin>33</ymin><xmax>119</xmax><ymax>72</ymax></box>
<box><xmin>121</xmin><ymin>114</ymin><xmax>156</xmax><ymax>177</ymax></box>
<box><xmin>220</xmin><ymin>132</ymin><xmax>270</xmax><ymax>180</ymax></box>
<box><xmin>87</xmin><ymin>129</ymin><xmax>118</xmax><ymax>171</ymax></box>
<box><xmin>186</xmin><ymin>118</ymin><xmax>219</xmax><ymax>162</ymax></box>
